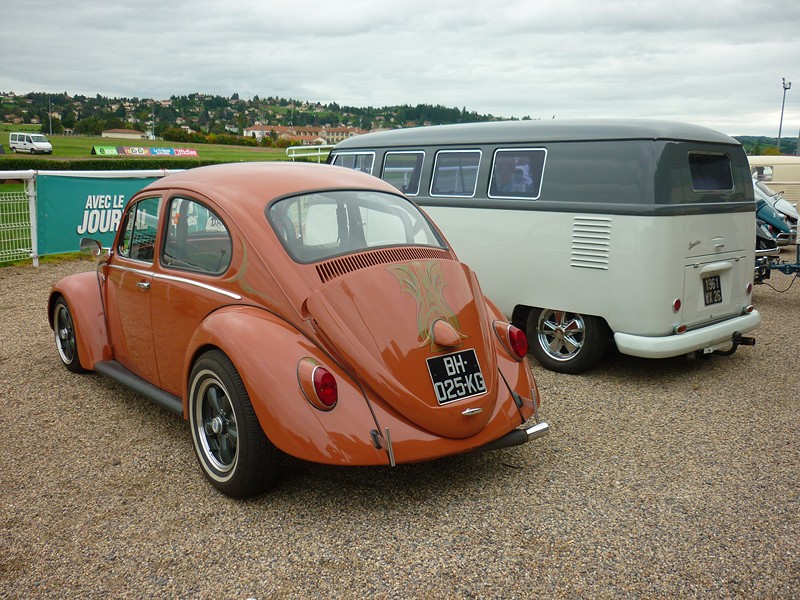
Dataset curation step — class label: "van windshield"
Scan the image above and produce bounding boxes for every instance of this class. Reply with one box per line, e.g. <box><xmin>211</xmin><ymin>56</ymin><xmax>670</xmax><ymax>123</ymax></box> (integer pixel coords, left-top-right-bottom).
<box><xmin>30</xmin><ymin>135</ymin><xmax>49</xmax><ymax>143</ymax></box>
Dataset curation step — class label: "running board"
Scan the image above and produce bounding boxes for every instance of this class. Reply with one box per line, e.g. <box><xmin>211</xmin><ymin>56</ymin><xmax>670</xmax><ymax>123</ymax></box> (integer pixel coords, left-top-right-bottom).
<box><xmin>94</xmin><ymin>360</ymin><xmax>184</xmax><ymax>416</ymax></box>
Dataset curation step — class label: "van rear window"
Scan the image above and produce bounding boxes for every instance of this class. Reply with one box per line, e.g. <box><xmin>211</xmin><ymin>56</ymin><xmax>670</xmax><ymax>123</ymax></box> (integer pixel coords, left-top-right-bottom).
<box><xmin>431</xmin><ymin>150</ymin><xmax>481</xmax><ymax>197</ymax></box>
<box><xmin>689</xmin><ymin>153</ymin><xmax>734</xmax><ymax>192</ymax></box>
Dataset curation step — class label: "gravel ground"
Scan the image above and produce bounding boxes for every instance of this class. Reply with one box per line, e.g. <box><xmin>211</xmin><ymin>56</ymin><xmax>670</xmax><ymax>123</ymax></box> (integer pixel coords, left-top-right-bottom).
<box><xmin>1</xmin><ymin>252</ymin><xmax>799</xmax><ymax>599</ymax></box>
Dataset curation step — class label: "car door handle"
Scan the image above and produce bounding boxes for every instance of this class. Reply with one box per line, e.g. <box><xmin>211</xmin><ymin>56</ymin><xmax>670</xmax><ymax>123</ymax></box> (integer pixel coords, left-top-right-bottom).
<box><xmin>137</xmin><ymin>281</ymin><xmax>151</xmax><ymax>291</ymax></box>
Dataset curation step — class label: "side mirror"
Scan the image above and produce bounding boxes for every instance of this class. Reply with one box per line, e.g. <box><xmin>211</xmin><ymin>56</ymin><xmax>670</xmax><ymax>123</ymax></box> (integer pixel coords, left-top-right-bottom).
<box><xmin>80</xmin><ymin>238</ymin><xmax>104</xmax><ymax>256</ymax></box>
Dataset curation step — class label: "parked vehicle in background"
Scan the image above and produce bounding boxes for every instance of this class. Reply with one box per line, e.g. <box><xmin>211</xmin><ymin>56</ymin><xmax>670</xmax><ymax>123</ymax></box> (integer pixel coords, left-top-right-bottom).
<box><xmin>750</xmin><ymin>155</ymin><xmax>800</xmax><ymax>202</ymax></box>
<box><xmin>330</xmin><ymin>119</ymin><xmax>761</xmax><ymax>373</ymax></box>
<box><xmin>753</xmin><ymin>178</ymin><xmax>798</xmax><ymax>244</ymax></box>
<box><xmin>8</xmin><ymin>132</ymin><xmax>53</xmax><ymax>154</ymax></box>
<box><xmin>48</xmin><ymin>162</ymin><xmax>548</xmax><ymax>498</ymax></box>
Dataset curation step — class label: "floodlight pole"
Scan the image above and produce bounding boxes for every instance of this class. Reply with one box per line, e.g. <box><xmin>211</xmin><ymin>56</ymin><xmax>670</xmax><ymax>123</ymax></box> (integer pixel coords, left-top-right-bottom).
<box><xmin>777</xmin><ymin>77</ymin><xmax>791</xmax><ymax>153</ymax></box>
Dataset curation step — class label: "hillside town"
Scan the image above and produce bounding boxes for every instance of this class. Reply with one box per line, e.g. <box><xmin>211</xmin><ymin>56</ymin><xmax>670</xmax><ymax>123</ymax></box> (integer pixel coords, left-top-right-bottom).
<box><xmin>0</xmin><ymin>90</ymin><xmax>500</xmax><ymax>145</ymax></box>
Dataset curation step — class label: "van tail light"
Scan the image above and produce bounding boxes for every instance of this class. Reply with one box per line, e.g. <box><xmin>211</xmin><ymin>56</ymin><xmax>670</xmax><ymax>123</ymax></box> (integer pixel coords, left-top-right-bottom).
<box><xmin>494</xmin><ymin>321</ymin><xmax>528</xmax><ymax>360</ymax></box>
<box><xmin>743</xmin><ymin>305</ymin><xmax>755</xmax><ymax>314</ymax></box>
<box><xmin>746</xmin><ymin>283</ymin><xmax>753</xmax><ymax>295</ymax></box>
<box><xmin>672</xmin><ymin>298</ymin><xmax>682</xmax><ymax>312</ymax></box>
<box><xmin>297</xmin><ymin>358</ymin><xmax>338</xmax><ymax>410</ymax></box>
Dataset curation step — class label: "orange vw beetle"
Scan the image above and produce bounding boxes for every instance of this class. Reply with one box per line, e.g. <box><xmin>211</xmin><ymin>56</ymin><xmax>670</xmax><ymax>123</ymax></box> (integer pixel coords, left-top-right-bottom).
<box><xmin>49</xmin><ymin>162</ymin><xmax>549</xmax><ymax>498</ymax></box>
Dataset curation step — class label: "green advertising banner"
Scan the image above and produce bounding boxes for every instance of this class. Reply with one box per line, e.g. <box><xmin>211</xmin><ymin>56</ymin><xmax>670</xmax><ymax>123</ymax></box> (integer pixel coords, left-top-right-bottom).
<box><xmin>36</xmin><ymin>175</ymin><xmax>159</xmax><ymax>255</ymax></box>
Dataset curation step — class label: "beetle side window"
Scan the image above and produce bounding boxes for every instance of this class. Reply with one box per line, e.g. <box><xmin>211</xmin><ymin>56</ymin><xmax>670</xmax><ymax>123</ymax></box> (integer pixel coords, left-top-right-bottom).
<box><xmin>382</xmin><ymin>151</ymin><xmax>424</xmax><ymax>196</ymax></box>
<box><xmin>162</xmin><ymin>197</ymin><xmax>232</xmax><ymax>275</ymax></box>
<box><xmin>430</xmin><ymin>150</ymin><xmax>481</xmax><ymax>197</ymax></box>
<box><xmin>488</xmin><ymin>148</ymin><xmax>547</xmax><ymax>199</ymax></box>
<box><xmin>117</xmin><ymin>197</ymin><xmax>161</xmax><ymax>262</ymax></box>
<box><xmin>331</xmin><ymin>152</ymin><xmax>375</xmax><ymax>174</ymax></box>
<box><xmin>689</xmin><ymin>153</ymin><xmax>734</xmax><ymax>192</ymax></box>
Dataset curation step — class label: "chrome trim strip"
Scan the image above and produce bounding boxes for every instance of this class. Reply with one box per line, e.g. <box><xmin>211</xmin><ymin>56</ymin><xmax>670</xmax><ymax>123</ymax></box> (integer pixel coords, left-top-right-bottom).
<box><xmin>109</xmin><ymin>264</ymin><xmax>154</xmax><ymax>278</ymax></box>
<box><xmin>153</xmin><ymin>272</ymin><xmax>242</xmax><ymax>300</ymax></box>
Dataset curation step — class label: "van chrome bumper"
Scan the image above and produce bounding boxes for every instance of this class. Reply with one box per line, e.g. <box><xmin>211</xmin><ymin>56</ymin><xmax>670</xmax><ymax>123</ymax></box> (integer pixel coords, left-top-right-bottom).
<box><xmin>613</xmin><ymin>310</ymin><xmax>761</xmax><ymax>359</ymax></box>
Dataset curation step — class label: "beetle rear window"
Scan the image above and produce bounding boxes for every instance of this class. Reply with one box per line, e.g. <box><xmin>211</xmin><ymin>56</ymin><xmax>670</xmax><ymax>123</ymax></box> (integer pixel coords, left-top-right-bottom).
<box><xmin>268</xmin><ymin>190</ymin><xmax>446</xmax><ymax>263</ymax></box>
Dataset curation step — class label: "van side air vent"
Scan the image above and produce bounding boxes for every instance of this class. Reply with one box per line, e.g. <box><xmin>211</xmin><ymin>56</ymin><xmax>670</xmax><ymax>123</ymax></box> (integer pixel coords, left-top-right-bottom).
<box><xmin>571</xmin><ymin>217</ymin><xmax>611</xmax><ymax>270</ymax></box>
<box><xmin>316</xmin><ymin>247</ymin><xmax>452</xmax><ymax>283</ymax></box>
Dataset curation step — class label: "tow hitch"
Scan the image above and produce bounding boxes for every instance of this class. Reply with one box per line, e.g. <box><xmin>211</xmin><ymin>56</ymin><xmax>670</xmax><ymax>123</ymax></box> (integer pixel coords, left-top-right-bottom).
<box><xmin>713</xmin><ymin>331</ymin><xmax>756</xmax><ymax>356</ymax></box>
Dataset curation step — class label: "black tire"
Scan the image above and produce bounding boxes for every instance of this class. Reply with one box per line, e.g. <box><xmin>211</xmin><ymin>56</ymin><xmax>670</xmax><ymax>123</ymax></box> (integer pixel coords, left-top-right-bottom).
<box><xmin>189</xmin><ymin>349</ymin><xmax>279</xmax><ymax>498</ymax></box>
<box><xmin>527</xmin><ymin>308</ymin><xmax>608</xmax><ymax>374</ymax></box>
<box><xmin>53</xmin><ymin>297</ymin><xmax>86</xmax><ymax>373</ymax></box>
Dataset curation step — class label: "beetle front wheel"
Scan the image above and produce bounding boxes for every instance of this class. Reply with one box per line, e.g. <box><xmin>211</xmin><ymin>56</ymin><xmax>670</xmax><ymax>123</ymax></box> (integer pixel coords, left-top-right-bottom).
<box><xmin>189</xmin><ymin>350</ymin><xmax>279</xmax><ymax>498</ymax></box>
<box><xmin>53</xmin><ymin>297</ymin><xmax>86</xmax><ymax>374</ymax></box>
<box><xmin>527</xmin><ymin>308</ymin><xmax>608</xmax><ymax>374</ymax></box>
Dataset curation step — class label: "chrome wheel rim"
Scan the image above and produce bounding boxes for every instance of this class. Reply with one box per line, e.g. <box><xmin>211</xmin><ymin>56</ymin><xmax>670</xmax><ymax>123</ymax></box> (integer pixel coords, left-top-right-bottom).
<box><xmin>537</xmin><ymin>310</ymin><xmax>585</xmax><ymax>362</ymax></box>
<box><xmin>54</xmin><ymin>304</ymin><xmax>77</xmax><ymax>366</ymax></box>
<box><xmin>193</xmin><ymin>372</ymin><xmax>239</xmax><ymax>477</ymax></box>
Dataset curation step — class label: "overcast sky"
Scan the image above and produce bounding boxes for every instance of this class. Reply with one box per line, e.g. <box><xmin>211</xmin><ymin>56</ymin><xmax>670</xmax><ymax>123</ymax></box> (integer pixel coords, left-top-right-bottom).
<box><xmin>2</xmin><ymin>0</ymin><xmax>798</xmax><ymax>137</ymax></box>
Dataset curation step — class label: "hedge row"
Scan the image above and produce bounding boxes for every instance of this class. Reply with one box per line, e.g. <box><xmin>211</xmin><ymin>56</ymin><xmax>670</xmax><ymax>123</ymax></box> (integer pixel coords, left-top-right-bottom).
<box><xmin>0</xmin><ymin>157</ymin><xmax>225</xmax><ymax>171</ymax></box>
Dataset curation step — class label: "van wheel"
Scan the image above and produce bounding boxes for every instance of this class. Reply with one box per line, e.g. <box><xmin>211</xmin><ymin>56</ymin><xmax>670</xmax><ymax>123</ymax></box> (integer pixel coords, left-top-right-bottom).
<box><xmin>11</xmin><ymin>147</ymin><xmax>16</xmax><ymax>153</ymax></box>
<box><xmin>527</xmin><ymin>308</ymin><xmax>608</xmax><ymax>374</ymax></box>
<box><xmin>189</xmin><ymin>350</ymin><xmax>279</xmax><ymax>498</ymax></box>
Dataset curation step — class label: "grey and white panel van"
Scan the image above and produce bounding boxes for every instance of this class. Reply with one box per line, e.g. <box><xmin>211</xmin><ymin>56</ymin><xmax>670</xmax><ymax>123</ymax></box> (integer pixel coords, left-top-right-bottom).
<box><xmin>9</xmin><ymin>132</ymin><xmax>53</xmax><ymax>154</ymax></box>
<box><xmin>329</xmin><ymin>120</ymin><xmax>761</xmax><ymax>373</ymax></box>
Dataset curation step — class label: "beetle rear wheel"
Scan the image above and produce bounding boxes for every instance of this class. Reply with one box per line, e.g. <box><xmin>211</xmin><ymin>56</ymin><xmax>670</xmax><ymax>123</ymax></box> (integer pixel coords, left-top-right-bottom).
<box><xmin>189</xmin><ymin>349</ymin><xmax>279</xmax><ymax>498</ymax></box>
<box><xmin>527</xmin><ymin>308</ymin><xmax>608</xmax><ymax>374</ymax></box>
<box><xmin>53</xmin><ymin>297</ymin><xmax>86</xmax><ymax>373</ymax></box>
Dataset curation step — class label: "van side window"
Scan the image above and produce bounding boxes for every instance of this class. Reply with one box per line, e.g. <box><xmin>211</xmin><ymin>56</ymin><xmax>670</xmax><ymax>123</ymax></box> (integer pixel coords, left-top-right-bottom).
<box><xmin>331</xmin><ymin>152</ymin><xmax>375</xmax><ymax>175</ymax></box>
<box><xmin>430</xmin><ymin>150</ymin><xmax>481</xmax><ymax>197</ymax></box>
<box><xmin>752</xmin><ymin>165</ymin><xmax>773</xmax><ymax>182</ymax></box>
<box><xmin>489</xmin><ymin>148</ymin><xmax>547</xmax><ymax>199</ymax></box>
<box><xmin>382</xmin><ymin>151</ymin><xmax>424</xmax><ymax>196</ymax></box>
<box><xmin>163</xmin><ymin>197</ymin><xmax>232</xmax><ymax>275</ymax></box>
<box><xmin>118</xmin><ymin>197</ymin><xmax>161</xmax><ymax>262</ymax></box>
<box><xmin>689</xmin><ymin>153</ymin><xmax>734</xmax><ymax>192</ymax></box>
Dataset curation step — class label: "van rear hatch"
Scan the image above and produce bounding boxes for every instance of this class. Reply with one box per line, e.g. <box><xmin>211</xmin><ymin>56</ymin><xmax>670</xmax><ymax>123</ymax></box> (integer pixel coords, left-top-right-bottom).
<box><xmin>681</xmin><ymin>212</ymin><xmax>754</xmax><ymax>330</ymax></box>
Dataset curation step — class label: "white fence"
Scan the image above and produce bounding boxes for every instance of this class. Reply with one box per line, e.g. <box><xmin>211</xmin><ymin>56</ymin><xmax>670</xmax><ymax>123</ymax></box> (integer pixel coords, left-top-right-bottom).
<box><xmin>0</xmin><ymin>170</ymin><xmax>176</xmax><ymax>266</ymax></box>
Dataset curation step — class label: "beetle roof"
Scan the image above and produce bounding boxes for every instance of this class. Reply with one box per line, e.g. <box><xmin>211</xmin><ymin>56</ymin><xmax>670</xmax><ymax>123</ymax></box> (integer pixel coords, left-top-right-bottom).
<box><xmin>138</xmin><ymin>161</ymin><xmax>399</xmax><ymax>211</ymax></box>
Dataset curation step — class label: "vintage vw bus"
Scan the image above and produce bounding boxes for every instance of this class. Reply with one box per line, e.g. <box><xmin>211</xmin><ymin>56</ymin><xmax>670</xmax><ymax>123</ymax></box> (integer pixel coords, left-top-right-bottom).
<box><xmin>330</xmin><ymin>120</ymin><xmax>761</xmax><ymax>373</ymax></box>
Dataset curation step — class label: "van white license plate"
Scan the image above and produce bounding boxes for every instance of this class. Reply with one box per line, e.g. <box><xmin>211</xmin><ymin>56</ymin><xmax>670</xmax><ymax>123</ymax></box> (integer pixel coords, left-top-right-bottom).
<box><xmin>703</xmin><ymin>275</ymin><xmax>722</xmax><ymax>305</ymax></box>
<box><xmin>426</xmin><ymin>349</ymin><xmax>487</xmax><ymax>405</ymax></box>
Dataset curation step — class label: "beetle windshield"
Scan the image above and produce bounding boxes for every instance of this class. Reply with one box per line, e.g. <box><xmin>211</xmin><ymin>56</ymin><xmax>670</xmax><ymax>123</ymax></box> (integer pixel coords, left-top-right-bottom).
<box><xmin>268</xmin><ymin>190</ymin><xmax>447</xmax><ymax>263</ymax></box>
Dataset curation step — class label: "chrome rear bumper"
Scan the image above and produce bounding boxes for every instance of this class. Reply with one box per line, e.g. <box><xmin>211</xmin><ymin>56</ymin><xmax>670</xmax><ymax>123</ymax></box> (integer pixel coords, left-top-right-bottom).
<box><xmin>476</xmin><ymin>420</ymin><xmax>550</xmax><ymax>454</ymax></box>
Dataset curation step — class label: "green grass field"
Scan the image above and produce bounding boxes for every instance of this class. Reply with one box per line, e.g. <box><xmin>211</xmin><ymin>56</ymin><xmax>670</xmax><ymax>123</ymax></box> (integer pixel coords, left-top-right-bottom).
<box><xmin>0</xmin><ymin>130</ymin><xmax>291</xmax><ymax>162</ymax></box>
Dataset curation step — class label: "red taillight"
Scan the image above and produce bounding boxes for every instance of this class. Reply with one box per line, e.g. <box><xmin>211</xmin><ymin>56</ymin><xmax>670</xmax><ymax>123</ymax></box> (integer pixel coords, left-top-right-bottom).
<box><xmin>508</xmin><ymin>325</ymin><xmax>528</xmax><ymax>359</ymax></box>
<box><xmin>672</xmin><ymin>298</ymin><xmax>682</xmax><ymax>312</ymax></box>
<box><xmin>298</xmin><ymin>358</ymin><xmax>338</xmax><ymax>411</ymax></box>
<box><xmin>494</xmin><ymin>321</ymin><xmax>528</xmax><ymax>360</ymax></box>
<box><xmin>746</xmin><ymin>283</ymin><xmax>753</xmax><ymax>295</ymax></box>
<box><xmin>313</xmin><ymin>367</ymin><xmax>338</xmax><ymax>407</ymax></box>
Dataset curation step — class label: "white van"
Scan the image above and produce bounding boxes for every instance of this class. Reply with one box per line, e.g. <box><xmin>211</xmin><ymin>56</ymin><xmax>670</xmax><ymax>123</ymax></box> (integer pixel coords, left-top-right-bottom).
<box><xmin>749</xmin><ymin>155</ymin><xmax>800</xmax><ymax>202</ymax></box>
<box><xmin>330</xmin><ymin>120</ymin><xmax>761</xmax><ymax>373</ymax></box>
<box><xmin>9</xmin><ymin>132</ymin><xmax>53</xmax><ymax>154</ymax></box>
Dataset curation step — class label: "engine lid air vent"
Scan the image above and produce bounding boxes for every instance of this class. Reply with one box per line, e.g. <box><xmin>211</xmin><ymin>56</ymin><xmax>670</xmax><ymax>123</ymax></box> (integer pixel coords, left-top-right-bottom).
<box><xmin>316</xmin><ymin>247</ymin><xmax>452</xmax><ymax>283</ymax></box>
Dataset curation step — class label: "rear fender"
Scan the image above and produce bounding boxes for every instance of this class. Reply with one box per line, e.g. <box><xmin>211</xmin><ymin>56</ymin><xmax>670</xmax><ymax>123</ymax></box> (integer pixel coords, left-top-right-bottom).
<box><xmin>186</xmin><ymin>306</ymin><xmax>387</xmax><ymax>466</ymax></box>
<box><xmin>49</xmin><ymin>271</ymin><xmax>111</xmax><ymax>371</ymax></box>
